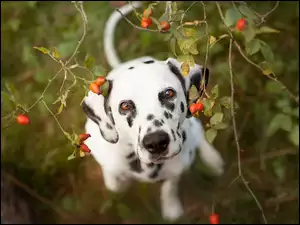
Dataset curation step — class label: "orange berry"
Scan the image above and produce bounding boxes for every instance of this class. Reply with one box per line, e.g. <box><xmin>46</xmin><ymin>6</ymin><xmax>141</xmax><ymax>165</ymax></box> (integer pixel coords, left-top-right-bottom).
<box><xmin>236</xmin><ymin>18</ymin><xmax>247</xmax><ymax>31</ymax></box>
<box><xmin>79</xmin><ymin>133</ymin><xmax>91</xmax><ymax>143</ymax></box>
<box><xmin>160</xmin><ymin>21</ymin><xmax>171</xmax><ymax>32</ymax></box>
<box><xmin>195</xmin><ymin>102</ymin><xmax>204</xmax><ymax>112</ymax></box>
<box><xmin>16</xmin><ymin>114</ymin><xmax>30</xmax><ymax>125</ymax></box>
<box><xmin>95</xmin><ymin>76</ymin><xmax>106</xmax><ymax>87</ymax></box>
<box><xmin>189</xmin><ymin>103</ymin><xmax>198</xmax><ymax>115</ymax></box>
<box><xmin>141</xmin><ymin>17</ymin><xmax>152</xmax><ymax>28</ymax></box>
<box><xmin>80</xmin><ymin>143</ymin><xmax>91</xmax><ymax>153</ymax></box>
<box><xmin>90</xmin><ymin>82</ymin><xmax>101</xmax><ymax>95</ymax></box>
<box><xmin>209</xmin><ymin>213</ymin><xmax>219</xmax><ymax>224</ymax></box>
<box><xmin>143</xmin><ymin>8</ymin><xmax>152</xmax><ymax>18</ymax></box>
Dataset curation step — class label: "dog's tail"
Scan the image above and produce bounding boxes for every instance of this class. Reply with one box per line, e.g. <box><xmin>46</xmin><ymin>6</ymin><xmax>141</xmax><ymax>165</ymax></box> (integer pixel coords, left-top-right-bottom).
<box><xmin>104</xmin><ymin>1</ymin><xmax>142</xmax><ymax>69</ymax></box>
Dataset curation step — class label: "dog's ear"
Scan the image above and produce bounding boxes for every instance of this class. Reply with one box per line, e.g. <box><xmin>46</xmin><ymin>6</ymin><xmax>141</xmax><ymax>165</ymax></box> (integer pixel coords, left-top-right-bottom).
<box><xmin>165</xmin><ymin>58</ymin><xmax>210</xmax><ymax>118</ymax></box>
<box><xmin>82</xmin><ymin>80</ymin><xmax>119</xmax><ymax>144</ymax></box>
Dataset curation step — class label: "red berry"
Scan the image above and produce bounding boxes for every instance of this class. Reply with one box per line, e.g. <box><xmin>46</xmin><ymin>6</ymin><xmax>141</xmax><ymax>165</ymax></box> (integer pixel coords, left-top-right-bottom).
<box><xmin>189</xmin><ymin>103</ymin><xmax>198</xmax><ymax>115</ymax></box>
<box><xmin>236</xmin><ymin>18</ymin><xmax>247</xmax><ymax>31</ymax></box>
<box><xmin>80</xmin><ymin>143</ymin><xmax>91</xmax><ymax>153</ymax></box>
<box><xmin>95</xmin><ymin>77</ymin><xmax>106</xmax><ymax>87</ymax></box>
<box><xmin>79</xmin><ymin>133</ymin><xmax>91</xmax><ymax>143</ymax></box>
<box><xmin>90</xmin><ymin>82</ymin><xmax>101</xmax><ymax>95</ymax></box>
<box><xmin>16</xmin><ymin>114</ymin><xmax>30</xmax><ymax>125</ymax></box>
<box><xmin>143</xmin><ymin>8</ymin><xmax>152</xmax><ymax>18</ymax></box>
<box><xmin>141</xmin><ymin>17</ymin><xmax>152</xmax><ymax>28</ymax></box>
<box><xmin>160</xmin><ymin>21</ymin><xmax>171</xmax><ymax>32</ymax></box>
<box><xmin>195</xmin><ymin>102</ymin><xmax>204</xmax><ymax>112</ymax></box>
<box><xmin>209</xmin><ymin>213</ymin><xmax>219</xmax><ymax>224</ymax></box>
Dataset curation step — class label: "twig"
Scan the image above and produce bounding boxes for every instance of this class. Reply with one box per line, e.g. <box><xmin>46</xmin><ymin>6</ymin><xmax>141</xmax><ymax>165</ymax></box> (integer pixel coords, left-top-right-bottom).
<box><xmin>180</xmin><ymin>1</ymin><xmax>197</xmax><ymax>24</ymax></box>
<box><xmin>228</xmin><ymin>39</ymin><xmax>268</xmax><ymax>224</ymax></box>
<box><xmin>215</xmin><ymin>1</ymin><xmax>299</xmax><ymax>105</ymax></box>
<box><xmin>165</xmin><ymin>1</ymin><xmax>172</xmax><ymax>22</ymax></box>
<box><xmin>116</xmin><ymin>9</ymin><xmax>159</xmax><ymax>32</ymax></box>
<box><xmin>26</xmin><ymin>68</ymin><xmax>63</xmax><ymax>111</ymax></box>
<box><xmin>1</xmin><ymin>170</ymin><xmax>72</xmax><ymax>221</ymax></box>
<box><xmin>66</xmin><ymin>1</ymin><xmax>88</xmax><ymax>66</ymax></box>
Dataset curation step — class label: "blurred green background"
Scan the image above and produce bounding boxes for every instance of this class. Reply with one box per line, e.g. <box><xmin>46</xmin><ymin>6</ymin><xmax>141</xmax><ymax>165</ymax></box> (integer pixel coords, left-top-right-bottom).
<box><xmin>1</xmin><ymin>1</ymin><xmax>299</xmax><ymax>224</ymax></box>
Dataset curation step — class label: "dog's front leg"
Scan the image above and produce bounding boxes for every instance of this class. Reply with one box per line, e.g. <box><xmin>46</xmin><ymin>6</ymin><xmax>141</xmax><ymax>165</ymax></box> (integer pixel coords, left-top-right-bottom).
<box><xmin>102</xmin><ymin>168</ymin><xmax>131</xmax><ymax>193</ymax></box>
<box><xmin>160</xmin><ymin>176</ymin><xmax>184</xmax><ymax>221</ymax></box>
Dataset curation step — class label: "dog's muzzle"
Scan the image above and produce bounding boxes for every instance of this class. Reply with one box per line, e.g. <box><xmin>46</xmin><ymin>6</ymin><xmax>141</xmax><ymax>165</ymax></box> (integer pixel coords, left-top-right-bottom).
<box><xmin>142</xmin><ymin>130</ymin><xmax>170</xmax><ymax>155</ymax></box>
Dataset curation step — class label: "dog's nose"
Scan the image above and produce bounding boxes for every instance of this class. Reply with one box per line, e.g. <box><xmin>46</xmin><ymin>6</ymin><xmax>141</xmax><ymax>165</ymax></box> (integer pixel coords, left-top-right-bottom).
<box><xmin>142</xmin><ymin>131</ymin><xmax>170</xmax><ymax>154</ymax></box>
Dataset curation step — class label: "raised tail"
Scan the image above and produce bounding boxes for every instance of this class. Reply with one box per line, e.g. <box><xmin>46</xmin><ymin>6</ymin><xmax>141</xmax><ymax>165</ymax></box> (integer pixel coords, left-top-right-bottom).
<box><xmin>104</xmin><ymin>1</ymin><xmax>142</xmax><ymax>69</ymax></box>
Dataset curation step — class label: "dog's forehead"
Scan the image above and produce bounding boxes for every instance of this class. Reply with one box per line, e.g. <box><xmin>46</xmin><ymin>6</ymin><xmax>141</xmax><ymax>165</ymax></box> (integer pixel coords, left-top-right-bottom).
<box><xmin>110</xmin><ymin>62</ymin><xmax>182</xmax><ymax>99</ymax></box>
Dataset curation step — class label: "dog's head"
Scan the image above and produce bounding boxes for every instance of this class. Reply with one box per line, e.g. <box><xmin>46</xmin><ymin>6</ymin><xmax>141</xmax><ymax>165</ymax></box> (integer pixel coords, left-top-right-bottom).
<box><xmin>82</xmin><ymin>58</ymin><xmax>209</xmax><ymax>164</ymax></box>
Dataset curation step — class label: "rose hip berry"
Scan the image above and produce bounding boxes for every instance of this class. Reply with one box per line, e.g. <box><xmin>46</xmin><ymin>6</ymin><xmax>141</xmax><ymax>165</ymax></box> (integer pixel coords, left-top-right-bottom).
<box><xmin>95</xmin><ymin>77</ymin><xmax>106</xmax><ymax>87</ymax></box>
<box><xmin>16</xmin><ymin>114</ymin><xmax>30</xmax><ymax>125</ymax></box>
<box><xmin>195</xmin><ymin>102</ymin><xmax>204</xmax><ymax>112</ymax></box>
<box><xmin>90</xmin><ymin>82</ymin><xmax>101</xmax><ymax>95</ymax></box>
<box><xmin>141</xmin><ymin>17</ymin><xmax>152</xmax><ymax>28</ymax></box>
<box><xmin>143</xmin><ymin>8</ymin><xmax>152</xmax><ymax>18</ymax></box>
<box><xmin>209</xmin><ymin>213</ymin><xmax>219</xmax><ymax>224</ymax></box>
<box><xmin>160</xmin><ymin>21</ymin><xmax>171</xmax><ymax>32</ymax></box>
<box><xmin>236</xmin><ymin>18</ymin><xmax>247</xmax><ymax>31</ymax></box>
<box><xmin>80</xmin><ymin>143</ymin><xmax>91</xmax><ymax>153</ymax></box>
<box><xmin>79</xmin><ymin>133</ymin><xmax>91</xmax><ymax>143</ymax></box>
<box><xmin>189</xmin><ymin>103</ymin><xmax>198</xmax><ymax>115</ymax></box>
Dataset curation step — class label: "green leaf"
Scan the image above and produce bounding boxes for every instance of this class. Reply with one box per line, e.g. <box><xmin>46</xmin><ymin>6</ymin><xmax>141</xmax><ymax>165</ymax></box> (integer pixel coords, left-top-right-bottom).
<box><xmin>260</xmin><ymin>41</ymin><xmax>274</xmax><ymax>62</ymax></box>
<box><xmin>177</xmin><ymin>54</ymin><xmax>195</xmax><ymax>67</ymax></box>
<box><xmin>101</xmin><ymin>81</ymin><xmax>110</xmax><ymax>97</ymax></box>
<box><xmin>272</xmin><ymin>159</ymin><xmax>286</xmax><ymax>182</ymax></box>
<box><xmin>256</xmin><ymin>26</ymin><xmax>280</xmax><ymax>34</ymax></box>
<box><xmin>243</xmin><ymin>26</ymin><xmax>256</xmax><ymax>42</ymax></box>
<box><xmin>84</xmin><ymin>55</ymin><xmax>95</xmax><ymax>70</ymax></box>
<box><xmin>171</xmin><ymin>2</ymin><xmax>178</xmax><ymax>13</ymax></box>
<box><xmin>189</xmin><ymin>85</ymin><xmax>199</xmax><ymax>100</ymax></box>
<box><xmin>93</xmin><ymin>65</ymin><xmax>106</xmax><ymax>77</ymax></box>
<box><xmin>170</xmin><ymin>37</ymin><xmax>177</xmax><ymax>56</ymax></box>
<box><xmin>52</xmin><ymin>47</ymin><xmax>61</xmax><ymax>59</ymax></box>
<box><xmin>246</xmin><ymin>38</ymin><xmax>261</xmax><ymax>55</ymax></box>
<box><xmin>224</xmin><ymin>8</ymin><xmax>242</xmax><ymax>27</ymax></box>
<box><xmin>209</xmin><ymin>36</ymin><xmax>217</xmax><ymax>46</ymax></box>
<box><xmin>214</xmin><ymin>122</ymin><xmax>229</xmax><ymax>130</ymax></box>
<box><xmin>211</xmin><ymin>84</ymin><xmax>219</xmax><ymax>99</ymax></box>
<box><xmin>183</xmin><ymin>28</ymin><xmax>196</xmax><ymax>38</ymax></box>
<box><xmin>177</xmin><ymin>38</ymin><xmax>198</xmax><ymax>55</ymax></box>
<box><xmin>117</xmin><ymin>203</ymin><xmax>131</xmax><ymax>219</ymax></box>
<box><xmin>33</xmin><ymin>46</ymin><xmax>50</xmax><ymax>54</ymax></box>
<box><xmin>238</xmin><ymin>5</ymin><xmax>259</xmax><ymax>20</ymax></box>
<box><xmin>67</xmin><ymin>151</ymin><xmax>77</xmax><ymax>161</ymax></box>
<box><xmin>289</xmin><ymin>125</ymin><xmax>299</xmax><ymax>146</ymax></box>
<box><xmin>171</xmin><ymin>9</ymin><xmax>184</xmax><ymax>22</ymax></box>
<box><xmin>218</xmin><ymin>96</ymin><xmax>231</xmax><ymax>109</ymax></box>
<box><xmin>205</xmin><ymin>128</ymin><xmax>218</xmax><ymax>144</ymax></box>
<box><xmin>267</xmin><ymin>113</ymin><xmax>292</xmax><ymax>137</ymax></box>
<box><xmin>57</xmin><ymin>103</ymin><xmax>64</xmax><ymax>115</ymax></box>
<box><xmin>159</xmin><ymin>12</ymin><xmax>168</xmax><ymax>22</ymax></box>
<box><xmin>210</xmin><ymin>112</ymin><xmax>224</xmax><ymax>126</ymax></box>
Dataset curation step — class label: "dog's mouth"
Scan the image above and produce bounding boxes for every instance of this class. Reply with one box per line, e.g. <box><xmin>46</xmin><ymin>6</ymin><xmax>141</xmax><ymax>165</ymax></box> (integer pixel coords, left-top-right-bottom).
<box><xmin>150</xmin><ymin>148</ymin><xmax>182</xmax><ymax>164</ymax></box>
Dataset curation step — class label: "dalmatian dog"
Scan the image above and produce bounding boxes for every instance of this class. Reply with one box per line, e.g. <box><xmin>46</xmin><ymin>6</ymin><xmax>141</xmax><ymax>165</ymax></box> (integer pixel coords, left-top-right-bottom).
<box><xmin>82</xmin><ymin>2</ymin><xmax>225</xmax><ymax>221</ymax></box>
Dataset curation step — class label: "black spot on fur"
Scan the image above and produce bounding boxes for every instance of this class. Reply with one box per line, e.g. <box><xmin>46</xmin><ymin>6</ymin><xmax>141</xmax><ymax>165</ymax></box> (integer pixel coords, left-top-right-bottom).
<box><xmin>176</xmin><ymin>131</ymin><xmax>181</xmax><ymax>138</ymax></box>
<box><xmin>126</xmin><ymin>152</ymin><xmax>135</xmax><ymax>159</ymax></box>
<box><xmin>139</xmin><ymin>126</ymin><xmax>141</xmax><ymax>134</ymax></box>
<box><xmin>147</xmin><ymin>114</ymin><xmax>154</xmax><ymax>121</ymax></box>
<box><xmin>127</xmin><ymin>116</ymin><xmax>133</xmax><ymax>127</ymax></box>
<box><xmin>167</xmin><ymin>61</ymin><xmax>187</xmax><ymax>95</ymax></box>
<box><xmin>107</xmin><ymin>107</ymin><xmax>115</xmax><ymax>125</ymax></box>
<box><xmin>171</xmin><ymin>129</ymin><xmax>176</xmax><ymax>141</ymax></box>
<box><xmin>128</xmin><ymin>143</ymin><xmax>133</xmax><ymax>147</ymax></box>
<box><xmin>177</xmin><ymin>122</ymin><xmax>180</xmax><ymax>131</ymax></box>
<box><xmin>147</xmin><ymin>162</ymin><xmax>155</xmax><ymax>167</ymax></box>
<box><xmin>144</xmin><ymin>60</ymin><xmax>155</xmax><ymax>64</ymax></box>
<box><xmin>129</xmin><ymin>158</ymin><xmax>143</xmax><ymax>173</ymax></box>
<box><xmin>153</xmin><ymin>119</ymin><xmax>163</xmax><ymax>127</ymax></box>
<box><xmin>106</xmin><ymin>122</ymin><xmax>113</xmax><ymax>130</ymax></box>
<box><xmin>147</xmin><ymin>127</ymin><xmax>152</xmax><ymax>133</ymax></box>
<box><xmin>99</xmin><ymin>128</ymin><xmax>118</xmax><ymax>144</ymax></box>
<box><xmin>129</xmin><ymin>66</ymin><xmax>134</xmax><ymax>69</ymax></box>
<box><xmin>180</xmin><ymin>101</ymin><xmax>184</xmax><ymax>113</ymax></box>
<box><xmin>160</xmin><ymin>119</ymin><xmax>164</xmax><ymax>124</ymax></box>
<box><xmin>189</xmin><ymin>150</ymin><xmax>192</xmax><ymax>160</ymax></box>
<box><xmin>182</xmin><ymin>130</ymin><xmax>186</xmax><ymax>143</ymax></box>
<box><xmin>82</xmin><ymin>101</ymin><xmax>102</xmax><ymax>124</ymax></box>
<box><xmin>164</xmin><ymin>111</ymin><xmax>173</xmax><ymax>119</ymax></box>
<box><xmin>149</xmin><ymin>163</ymin><xmax>163</xmax><ymax>179</ymax></box>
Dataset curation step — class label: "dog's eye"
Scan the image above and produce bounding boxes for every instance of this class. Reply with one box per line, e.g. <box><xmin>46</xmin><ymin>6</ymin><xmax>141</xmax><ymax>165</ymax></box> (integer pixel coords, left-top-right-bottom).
<box><xmin>120</xmin><ymin>101</ymin><xmax>132</xmax><ymax>111</ymax></box>
<box><xmin>164</xmin><ymin>89</ymin><xmax>175</xmax><ymax>99</ymax></box>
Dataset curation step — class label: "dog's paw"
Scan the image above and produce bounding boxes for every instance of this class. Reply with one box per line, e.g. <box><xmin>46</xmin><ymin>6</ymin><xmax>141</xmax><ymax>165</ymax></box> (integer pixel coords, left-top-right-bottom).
<box><xmin>162</xmin><ymin>199</ymin><xmax>184</xmax><ymax>222</ymax></box>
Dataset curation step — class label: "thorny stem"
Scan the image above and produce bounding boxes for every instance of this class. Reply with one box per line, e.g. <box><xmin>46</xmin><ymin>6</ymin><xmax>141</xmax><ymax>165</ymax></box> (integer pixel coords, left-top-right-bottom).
<box><xmin>216</xmin><ymin>1</ymin><xmax>299</xmax><ymax>105</ymax></box>
<box><xmin>66</xmin><ymin>2</ymin><xmax>88</xmax><ymax>66</ymax></box>
<box><xmin>41</xmin><ymin>100</ymin><xmax>70</xmax><ymax>140</ymax></box>
<box><xmin>229</xmin><ymin>39</ymin><xmax>268</xmax><ymax>224</ymax></box>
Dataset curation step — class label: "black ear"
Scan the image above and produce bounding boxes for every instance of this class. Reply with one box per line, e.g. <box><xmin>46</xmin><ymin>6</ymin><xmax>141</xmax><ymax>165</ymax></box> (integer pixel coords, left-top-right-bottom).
<box><xmin>165</xmin><ymin>58</ymin><xmax>210</xmax><ymax>118</ymax></box>
<box><xmin>82</xmin><ymin>80</ymin><xmax>119</xmax><ymax>144</ymax></box>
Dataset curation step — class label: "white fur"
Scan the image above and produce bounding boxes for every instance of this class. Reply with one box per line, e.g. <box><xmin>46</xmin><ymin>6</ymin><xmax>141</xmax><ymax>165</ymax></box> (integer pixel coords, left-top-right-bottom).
<box><xmin>82</xmin><ymin>2</ymin><xmax>225</xmax><ymax>221</ymax></box>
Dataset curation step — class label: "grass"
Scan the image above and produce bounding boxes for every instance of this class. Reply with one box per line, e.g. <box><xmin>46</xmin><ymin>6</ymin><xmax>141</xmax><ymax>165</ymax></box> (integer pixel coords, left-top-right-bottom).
<box><xmin>1</xmin><ymin>1</ymin><xmax>299</xmax><ymax>224</ymax></box>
